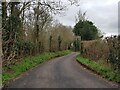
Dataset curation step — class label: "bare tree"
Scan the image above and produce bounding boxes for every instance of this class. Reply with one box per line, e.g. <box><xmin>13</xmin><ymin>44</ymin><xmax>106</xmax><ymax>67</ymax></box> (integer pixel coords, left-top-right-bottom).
<box><xmin>1</xmin><ymin>0</ymin><xmax>80</xmax><ymax>66</ymax></box>
<box><xmin>75</xmin><ymin>9</ymin><xmax>87</xmax><ymax>23</ymax></box>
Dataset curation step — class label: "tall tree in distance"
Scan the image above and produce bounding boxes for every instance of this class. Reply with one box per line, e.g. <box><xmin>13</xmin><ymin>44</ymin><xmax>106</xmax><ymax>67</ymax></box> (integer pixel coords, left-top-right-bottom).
<box><xmin>73</xmin><ymin>10</ymin><xmax>99</xmax><ymax>40</ymax></box>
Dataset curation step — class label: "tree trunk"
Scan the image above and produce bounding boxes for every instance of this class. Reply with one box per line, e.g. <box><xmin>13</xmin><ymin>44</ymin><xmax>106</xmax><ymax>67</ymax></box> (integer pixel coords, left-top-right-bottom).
<box><xmin>2</xmin><ymin>1</ymin><xmax>7</xmax><ymax>28</ymax></box>
<box><xmin>2</xmin><ymin>1</ymin><xmax>7</xmax><ymax>60</ymax></box>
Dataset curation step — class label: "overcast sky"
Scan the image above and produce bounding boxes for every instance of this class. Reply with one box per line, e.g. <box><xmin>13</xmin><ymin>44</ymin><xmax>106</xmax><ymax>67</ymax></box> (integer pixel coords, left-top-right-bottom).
<box><xmin>54</xmin><ymin>0</ymin><xmax>119</xmax><ymax>36</ymax></box>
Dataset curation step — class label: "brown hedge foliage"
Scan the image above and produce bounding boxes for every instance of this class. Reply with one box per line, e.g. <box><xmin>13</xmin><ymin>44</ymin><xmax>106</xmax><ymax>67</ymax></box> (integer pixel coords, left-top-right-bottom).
<box><xmin>81</xmin><ymin>35</ymin><xmax>120</xmax><ymax>70</ymax></box>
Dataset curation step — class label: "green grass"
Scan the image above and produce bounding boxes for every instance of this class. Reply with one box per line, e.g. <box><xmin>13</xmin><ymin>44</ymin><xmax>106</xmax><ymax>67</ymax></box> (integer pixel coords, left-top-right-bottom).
<box><xmin>76</xmin><ymin>55</ymin><xmax>120</xmax><ymax>83</ymax></box>
<box><xmin>2</xmin><ymin>50</ymin><xmax>71</xmax><ymax>85</ymax></box>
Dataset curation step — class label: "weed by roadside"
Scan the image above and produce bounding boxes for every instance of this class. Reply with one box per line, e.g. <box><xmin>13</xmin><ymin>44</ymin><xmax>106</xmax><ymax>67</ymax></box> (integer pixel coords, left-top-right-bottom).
<box><xmin>2</xmin><ymin>50</ymin><xmax>71</xmax><ymax>85</ymax></box>
<box><xmin>76</xmin><ymin>55</ymin><xmax>120</xmax><ymax>83</ymax></box>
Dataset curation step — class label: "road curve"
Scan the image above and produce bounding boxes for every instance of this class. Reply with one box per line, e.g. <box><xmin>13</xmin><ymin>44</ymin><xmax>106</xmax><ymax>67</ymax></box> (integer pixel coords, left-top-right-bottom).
<box><xmin>4</xmin><ymin>52</ymin><xmax>118</xmax><ymax>88</ymax></box>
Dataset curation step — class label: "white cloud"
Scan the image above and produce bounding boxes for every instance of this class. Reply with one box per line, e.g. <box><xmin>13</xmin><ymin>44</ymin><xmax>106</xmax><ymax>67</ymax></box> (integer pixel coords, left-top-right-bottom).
<box><xmin>54</xmin><ymin>0</ymin><xmax>119</xmax><ymax>36</ymax></box>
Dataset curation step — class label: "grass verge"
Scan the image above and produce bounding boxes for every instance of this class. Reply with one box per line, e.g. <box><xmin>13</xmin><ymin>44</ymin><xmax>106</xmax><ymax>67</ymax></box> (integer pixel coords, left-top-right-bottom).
<box><xmin>76</xmin><ymin>55</ymin><xmax>120</xmax><ymax>83</ymax></box>
<box><xmin>2</xmin><ymin>50</ymin><xmax>71</xmax><ymax>85</ymax></box>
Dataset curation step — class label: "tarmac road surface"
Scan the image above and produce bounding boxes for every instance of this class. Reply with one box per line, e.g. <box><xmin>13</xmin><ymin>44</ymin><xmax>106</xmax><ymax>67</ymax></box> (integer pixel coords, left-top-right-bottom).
<box><xmin>4</xmin><ymin>52</ymin><xmax>119</xmax><ymax>88</ymax></box>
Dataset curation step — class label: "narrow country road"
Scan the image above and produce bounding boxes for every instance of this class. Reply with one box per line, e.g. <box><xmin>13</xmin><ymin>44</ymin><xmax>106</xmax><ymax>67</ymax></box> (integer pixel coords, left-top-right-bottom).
<box><xmin>4</xmin><ymin>52</ymin><xmax>118</xmax><ymax>88</ymax></box>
